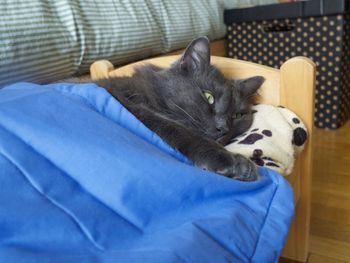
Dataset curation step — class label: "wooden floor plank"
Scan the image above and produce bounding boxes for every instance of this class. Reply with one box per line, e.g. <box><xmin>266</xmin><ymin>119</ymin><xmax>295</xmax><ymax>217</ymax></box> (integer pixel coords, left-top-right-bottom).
<box><xmin>310</xmin><ymin>217</ymin><xmax>350</xmax><ymax>244</ymax></box>
<box><xmin>308</xmin><ymin>253</ymin><xmax>348</xmax><ymax>263</ymax></box>
<box><xmin>311</xmin><ymin>203</ymin><xmax>350</xmax><ymax>224</ymax></box>
<box><xmin>309</xmin><ymin>235</ymin><xmax>350</xmax><ymax>262</ymax></box>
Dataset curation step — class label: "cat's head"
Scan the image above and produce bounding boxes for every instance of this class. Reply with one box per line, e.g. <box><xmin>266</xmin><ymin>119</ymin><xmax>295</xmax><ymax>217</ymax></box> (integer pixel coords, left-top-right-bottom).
<box><xmin>164</xmin><ymin>36</ymin><xmax>264</xmax><ymax>145</ymax></box>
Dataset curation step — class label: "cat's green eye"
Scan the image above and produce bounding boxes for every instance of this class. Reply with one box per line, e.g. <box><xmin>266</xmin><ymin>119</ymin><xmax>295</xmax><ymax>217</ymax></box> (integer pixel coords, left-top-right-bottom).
<box><xmin>204</xmin><ymin>92</ymin><xmax>215</xmax><ymax>105</ymax></box>
<box><xmin>232</xmin><ymin>113</ymin><xmax>245</xmax><ymax>119</ymax></box>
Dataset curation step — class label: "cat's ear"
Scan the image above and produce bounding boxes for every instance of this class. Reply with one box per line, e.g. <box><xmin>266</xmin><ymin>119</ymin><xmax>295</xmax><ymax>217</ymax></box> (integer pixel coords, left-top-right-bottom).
<box><xmin>178</xmin><ymin>36</ymin><xmax>210</xmax><ymax>73</ymax></box>
<box><xmin>236</xmin><ymin>76</ymin><xmax>265</xmax><ymax>97</ymax></box>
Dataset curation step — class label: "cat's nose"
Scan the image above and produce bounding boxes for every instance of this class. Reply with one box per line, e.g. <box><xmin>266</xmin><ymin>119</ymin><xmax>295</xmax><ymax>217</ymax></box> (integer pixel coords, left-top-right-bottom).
<box><xmin>216</xmin><ymin>125</ymin><xmax>229</xmax><ymax>135</ymax></box>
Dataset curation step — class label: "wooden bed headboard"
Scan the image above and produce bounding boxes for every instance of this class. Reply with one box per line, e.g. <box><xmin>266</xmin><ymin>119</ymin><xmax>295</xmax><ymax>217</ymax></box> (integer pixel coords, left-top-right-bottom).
<box><xmin>90</xmin><ymin>56</ymin><xmax>316</xmax><ymax>262</ymax></box>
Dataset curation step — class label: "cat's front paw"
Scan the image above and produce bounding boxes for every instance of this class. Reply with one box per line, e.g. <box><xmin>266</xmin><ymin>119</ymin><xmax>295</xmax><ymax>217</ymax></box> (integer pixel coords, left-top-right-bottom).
<box><xmin>199</xmin><ymin>151</ymin><xmax>259</xmax><ymax>181</ymax></box>
<box><xmin>224</xmin><ymin>153</ymin><xmax>259</xmax><ymax>181</ymax></box>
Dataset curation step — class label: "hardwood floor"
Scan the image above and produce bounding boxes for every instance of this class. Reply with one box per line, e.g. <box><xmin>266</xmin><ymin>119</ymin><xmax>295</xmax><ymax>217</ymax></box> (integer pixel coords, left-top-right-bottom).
<box><xmin>280</xmin><ymin>121</ymin><xmax>350</xmax><ymax>262</ymax></box>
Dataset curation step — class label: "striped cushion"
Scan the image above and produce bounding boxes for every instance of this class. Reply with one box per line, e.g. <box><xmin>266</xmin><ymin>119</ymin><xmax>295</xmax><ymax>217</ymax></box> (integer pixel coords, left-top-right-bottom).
<box><xmin>0</xmin><ymin>1</ymin><xmax>163</xmax><ymax>87</ymax></box>
<box><xmin>0</xmin><ymin>0</ymin><xmax>277</xmax><ymax>87</ymax></box>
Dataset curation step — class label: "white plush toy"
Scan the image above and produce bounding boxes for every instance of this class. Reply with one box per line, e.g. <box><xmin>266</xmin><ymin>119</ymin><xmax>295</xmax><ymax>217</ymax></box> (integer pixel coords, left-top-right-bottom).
<box><xmin>225</xmin><ymin>104</ymin><xmax>308</xmax><ymax>176</ymax></box>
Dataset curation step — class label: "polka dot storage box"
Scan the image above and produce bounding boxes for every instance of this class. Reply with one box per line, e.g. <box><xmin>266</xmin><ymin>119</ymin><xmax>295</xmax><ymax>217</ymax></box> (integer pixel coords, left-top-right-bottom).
<box><xmin>224</xmin><ymin>0</ymin><xmax>350</xmax><ymax>129</ymax></box>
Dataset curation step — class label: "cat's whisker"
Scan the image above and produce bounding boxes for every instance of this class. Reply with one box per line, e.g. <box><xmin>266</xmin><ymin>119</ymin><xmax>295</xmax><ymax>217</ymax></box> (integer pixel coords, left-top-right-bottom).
<box><xmin>126</xmin><ymin>93</ymin><xmax>141</xmax><ymax>101</ymax></box>
<box><xmin>170</xmin><ymin>102</ymin><xmax>207</xmax><ymax>133</ymax></box>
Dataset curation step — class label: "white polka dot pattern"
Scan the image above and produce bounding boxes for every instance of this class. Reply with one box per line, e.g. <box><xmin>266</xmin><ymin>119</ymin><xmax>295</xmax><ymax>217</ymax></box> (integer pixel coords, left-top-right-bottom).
<box><xmin>226</xmin><ymin>15</ymin><xmax>350</xmax><ymax>129</ymax></box>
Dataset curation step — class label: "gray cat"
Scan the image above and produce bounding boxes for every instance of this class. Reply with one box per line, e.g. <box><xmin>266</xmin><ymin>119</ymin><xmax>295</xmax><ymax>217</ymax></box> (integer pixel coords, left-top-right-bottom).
<box><xmin>97</xmin><ymin>37</ymin><xmax>264</xmax><ymax>181</ymax></box>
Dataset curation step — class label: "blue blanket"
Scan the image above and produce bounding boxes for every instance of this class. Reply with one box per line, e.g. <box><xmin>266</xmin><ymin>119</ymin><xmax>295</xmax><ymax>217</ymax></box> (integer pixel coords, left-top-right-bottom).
<box><xmin>0</xmin><ymin>83</ymin><xmax>294</xmax><ymax>263</ymax></box>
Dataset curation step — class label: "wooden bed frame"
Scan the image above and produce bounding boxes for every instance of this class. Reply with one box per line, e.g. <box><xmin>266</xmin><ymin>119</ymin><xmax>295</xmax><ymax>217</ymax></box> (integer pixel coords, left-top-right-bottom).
<box><xmin>90</xmin><ymin>56</ymin><xmax>315</xmax><ymax>262</ymax></box>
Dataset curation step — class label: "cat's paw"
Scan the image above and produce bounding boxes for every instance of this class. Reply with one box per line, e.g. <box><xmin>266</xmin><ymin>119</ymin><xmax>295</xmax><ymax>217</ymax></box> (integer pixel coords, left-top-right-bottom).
<box><xmin>230</xmin><ymin>154</ymin><xmax>259</xmax><ymax>181</ymax></box>
<box><xmin>199</xmin><ymin>151</ymin><xmax>259</xmax><ymax>181</ymax></box>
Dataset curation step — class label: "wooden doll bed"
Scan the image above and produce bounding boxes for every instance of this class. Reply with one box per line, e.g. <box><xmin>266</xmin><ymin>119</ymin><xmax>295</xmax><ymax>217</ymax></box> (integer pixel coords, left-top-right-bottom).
<box><xmin>90</xmin><ymin>56</ymin><xmax>315</xmax><ymax>262</ymax></box>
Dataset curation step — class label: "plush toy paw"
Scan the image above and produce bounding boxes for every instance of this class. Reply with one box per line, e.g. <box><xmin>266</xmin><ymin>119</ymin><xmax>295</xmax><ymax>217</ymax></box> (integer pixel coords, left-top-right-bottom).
<box><xmin>277</xmin><ymin>106</ymin><xmax>308</xmax><ymax>154</ymax></box>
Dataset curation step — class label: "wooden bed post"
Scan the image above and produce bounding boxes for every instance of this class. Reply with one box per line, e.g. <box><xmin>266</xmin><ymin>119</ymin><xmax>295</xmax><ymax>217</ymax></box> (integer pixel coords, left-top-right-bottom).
<box><xmin>90</xmin><ymin>60</ymin><xmax>115</xmax><ymax>80</ymax></box>
<box><xmin>280</xmin><ymin>57</ymin><xmax>316</xmax><ymax>262</ymax></box>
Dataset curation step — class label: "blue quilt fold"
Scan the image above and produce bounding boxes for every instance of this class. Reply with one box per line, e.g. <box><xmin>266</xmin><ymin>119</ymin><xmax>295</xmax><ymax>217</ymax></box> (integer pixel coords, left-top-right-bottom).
<box><xmin>0</xmin><ymin>83</ymin><xmax>294</xmax><ymax>263</ymax></box>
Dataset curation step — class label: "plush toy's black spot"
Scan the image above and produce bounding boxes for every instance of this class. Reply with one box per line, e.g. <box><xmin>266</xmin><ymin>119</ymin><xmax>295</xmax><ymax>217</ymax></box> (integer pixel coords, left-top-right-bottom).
<box><xmin>238</xmin><ymin>133</ymin><xmax>263</xmax><ymax>145</ymax></box>
<box><xmin>278</xmin><ymin>105</ymin><xmax>285</xmax><ymax>108</ymax></box>
<box><xmin>250</xmin><ymin>157</ymin><xmax>264</xmax><ymax>166</ymax></box>
<box><xmin>255</xmin><ymin>158</ymin><xmax>265</xmax><ymax>166</ymax></box>
<box><xmin>292</xmin><ymin>118</ymin><xmax>300</xmax><ymax>124</ymax></box>
<box><xmin>293</xmin><ymin>127</ymin><xmax>307</xmax><ymax>146</ymax></box>
<box><xmin>266</xmin><ymin>162</ymin><xmax>280</xmax><ymax>168</ymax></box>
<box><xmin>253</xmin><ymin>149</ymin><xmax>263</xmax><ymax>157</ymax></box>
<box><xmin>251</xmin><ymin>128</ymin><xmax>259</xmax><ymax>132</ymax></box>
<box><xmin>252</xmin><ymin>110</ymin><xmax>258</xmax><ymax>114</ymax></box>
<box><xmin>262</xmin><ymin>157</ymin><xmax>274</xmax><ymax>161</ymax></box>
<box><xmin>262</xmin><ymin>130</ymin><xmax>272</xmax><ymax>137</ymax></box>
